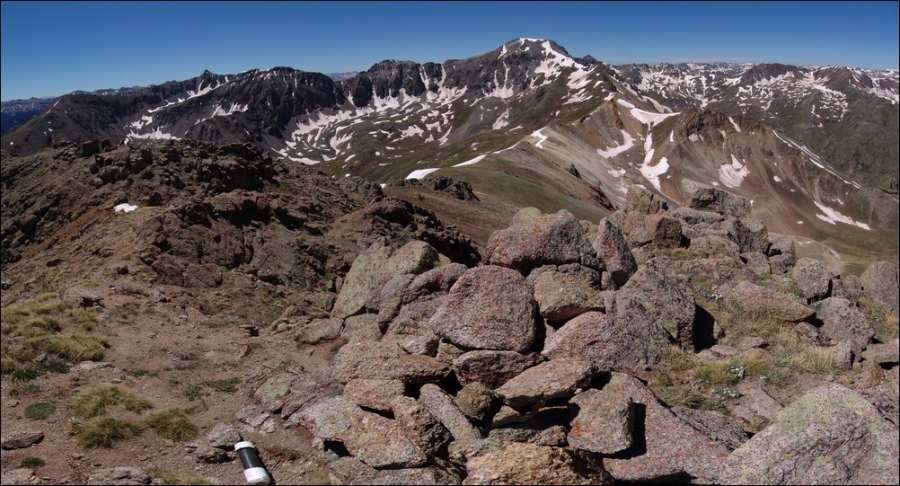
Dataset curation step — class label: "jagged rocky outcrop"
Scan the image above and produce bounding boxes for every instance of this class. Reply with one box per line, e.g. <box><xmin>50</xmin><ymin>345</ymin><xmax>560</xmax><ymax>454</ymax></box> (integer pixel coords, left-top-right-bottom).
<box><xmin>276</xmin><ymin>182</ymin><xmax>898</xmax><ymax>484</ymax></box>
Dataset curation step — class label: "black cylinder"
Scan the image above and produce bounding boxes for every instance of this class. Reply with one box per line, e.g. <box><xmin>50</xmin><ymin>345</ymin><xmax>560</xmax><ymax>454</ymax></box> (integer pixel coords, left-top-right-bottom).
<box><xmin>237</xmin><ymin>446</ymin><xmax>264</xmax><ymax>470</ymax></box>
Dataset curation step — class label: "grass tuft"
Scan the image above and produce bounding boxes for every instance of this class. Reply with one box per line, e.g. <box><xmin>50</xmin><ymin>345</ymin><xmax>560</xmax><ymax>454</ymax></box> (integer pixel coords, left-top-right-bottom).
<box><xmin>143</xmin><ymin>408</ymin><xmax>199</xmax><ymax>441</ymax></box>
<box><xmin>67</xmin><ymin>416</ymin><xmax>143</xmax><ymax>448</ymax></box>
<box><xmin>24</xmin><ymin>402</ymin><xmax>56</xmax><ymax>420</ymax></box>
<box><xmin>202</xmin><ymin>378</ymin><xmax>240</xmax><ymax>393</ymax></box>
<box><xmin>69</xmin><ymin>385</ymin><xmax>153</xmax><ymax>419</ymax></box>
<box><xmin>20</xmin><ymin>457</ymin><xmax>46</xmax><ymax>469</ymax></box>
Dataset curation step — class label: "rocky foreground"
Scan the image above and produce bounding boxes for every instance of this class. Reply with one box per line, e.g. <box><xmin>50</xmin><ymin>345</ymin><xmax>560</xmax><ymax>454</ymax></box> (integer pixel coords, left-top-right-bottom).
<box><xmin>1</xmin><ymin>140</ymin><xmax>898</xmax><ymax>485</ymax></box>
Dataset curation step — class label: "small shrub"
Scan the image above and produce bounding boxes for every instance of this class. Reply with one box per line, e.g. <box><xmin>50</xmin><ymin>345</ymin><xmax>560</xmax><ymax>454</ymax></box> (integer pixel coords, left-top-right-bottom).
<box><xmin>185</xmin><ymin>384</ymin><xmax>204</xmax><ymax>402</ymax></box>
<box><xmin>12</xmin><ymin>368</ymin><xmax>40</xmax><ymax>382</ymax></box>
<box><xmin>24</xmin><ymin>402</ymin><xmax>56</xmax><ymax>420</ymax></box>
<box><xmin>713</xmin><ymin>387</ymin><xmax>741</xmax><ymax>400</ymax></box>
<box><xmin>693</xmin><ymin>362</ymin><xmax>740</xmax><ymax>386</ymax></box>
<box><xmin>20</xmin><ymin>457</ymin><xmax>46</xmax><ymax>469</ymax></box>
<box><xmin>129</xmin><ymin>369</ymin><xmax>157</xmax><ymax>378</ymax></box>
<box><xmin>202</xmin><ymin>378</ymin><xmax>240</xmax><ymax>393</ymax></box>
<box><xmin>9</xmin><ymin>383</ymin><xmax>40</xmax><ymax>396</ymax></box>
<box><xmin>38</xmin><ymin>359</ymin><xmax>70</xmax><ymax>374</ymax></box>
<box><xmin>67</xmin><ymin>416</ymin><xmax>143</xmax><ymax>448</ymax></box>
<box><xmin>69</xmin><ymin>385</ymin><xmax>153</xmax><ymax>419</ymax></box>
<box><xmin>143</xmin><ymin>408</ymin><xmax>199</xmax><ymax>441</ymax></box>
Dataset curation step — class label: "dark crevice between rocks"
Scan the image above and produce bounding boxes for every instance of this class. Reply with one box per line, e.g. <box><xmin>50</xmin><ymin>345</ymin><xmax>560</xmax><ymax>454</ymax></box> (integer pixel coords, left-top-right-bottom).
<box><xmin>323</xmin><ymin>440</ymin><xmax>351</xmax><ymax>457</ymax></box>
<box><xmin>692</xmin><ymin>304</ymin><xmax>717</xmax><ymax>351</ymax></box>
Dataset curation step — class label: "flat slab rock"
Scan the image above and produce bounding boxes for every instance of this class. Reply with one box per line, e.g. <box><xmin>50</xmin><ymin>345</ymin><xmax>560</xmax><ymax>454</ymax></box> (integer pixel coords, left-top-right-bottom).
<box><xmin>718</xmin><ymin>384</ymin><xmax>900</xmax><ymax>485</ymax></box>
<box><xmin>334</xmin><ymin>341</ymin><xmax>449</xmax><ymax>384</ymax></box>
<box><xmin>296</xmin><ymin>395</ymin><xmax>427</xmax><ymax>469</ymax></box>
<box><xmin>452</xmin><ymin>350</ymin><xmax>542</xmax><ymax>389</ymax></box>
<box><xmin>568</xmin><ymin>388</ymin><xmax>634</xmax><ymax>454</ymax></box>
<box><xmin>463</xmin><ymin>442</ymin><xmax>613</xmax><ymax>485</ymax></box>
<box><xmin>725</xmin><ymin>280</ymin><xmax>815</xmax><ymax>323</ymax></box>
<box><xmin>601</xmin><ymin>373</ymin><xmax>732</xmax><ymax>484</ymax></box>
<box><xmin>430</xmin><ymin>265</ymin><xmax>536</xmax><ymax>352</ymax></box>
<box><xmin>495</xmin><ymin>357</ymin><xmax>593</xmax><ymax>408</ymax></box>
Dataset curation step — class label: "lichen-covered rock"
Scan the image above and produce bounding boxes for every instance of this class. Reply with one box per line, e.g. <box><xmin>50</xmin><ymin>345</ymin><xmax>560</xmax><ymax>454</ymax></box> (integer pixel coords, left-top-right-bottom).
<box><xmin>792</xmin><ymin>257</ymin><xmax>833</xmax><ymax>303</ymax></box>
<box><xmin>391</xmin><ymin>395</ymin><xmax>452</xmax><ymax>459</ymax></box>
<box><xmin>455</xmin><ymin>383</ymin><xmax>502</xmax><ymax>422</ymax></box>
<box><xmin>601</xmin><ymin>373</ymin><xmax>732</xmax><ymax>484</ymax></box>
<box><xmin>429</xmin><ymin>266</ymin><xmax>536</xmax><ymax>352</ymax></box>
<box><xmin>670</xmin><ymin>207</ymin><xmax>725</xmax><ymax>225</ymax></box>
<box><xmin>253</xmin><ymin>373</ymin><xmax>293</xmax><ymax>413</ymax></box>
<box><xmin>418</xmin><ymin>384</ymin><xmax>483</xmax><ymax>446</ymax></box>
<box><xmin>832</xmin><ymin>274</ymin><xmax>863</xmax><ymax>303</ymax></box>
<box><xmin>86</xmin><ymin>467</ymin><xmax>151</xmax><ymax>485</ymax></box>
<box><xmin>568</xmin><ymin>388</ymin><xmax>634</xmax><ymax>454</ymax></box>
<box><xmin>670</xmin><ymin>406</ymin><xmax>748</xmax><ymax>451</ymax></box>
<box><xmin>860</xmin><ymin>260</ymin><xmax>899</xmax><ymax>314</ymax></box>
<box><xmin>816</xmin><ymin>297</ymin><xmax>875</xmax><ymax>358</ymax></box>
<box><xmin>485</xmin><ymin>208</ymin><xmax>598</xmax><ymax>273</ymax></box>
<box><xmin>681</xmin><ymin>179</ymin><xmax>751</xmax><ymax>217</ymax></box>
<box><xmin>593</xmin><ymin>217</ymin><xmax>637</xmax><ymax>288</ymax></box>
<box><xmin>295</xmin><ymin>317</ymin><xmax>344</xmax><ymax>344</ymax></box>
<box><xmin>0</xmin><ymin>430</ymin><xmax>44</xmax><ymax>450</ymax></box>
<box><xmin>206</xmin><ymin>422</ymin><xmax>242</xmax><ymax>450</ymax></box>
<box><xmin>297</xmin><ymin>395</ymin><xmax>427</xmax><ymax>469</ymax></box>
<box><xmin>623</xmin><ymin>184</ymin><xmax>667</xmax><ymax>214</ymax></box>
<box><xmin>334</xmin><ymin>342</ymin><xmax>450</xmax><ymax>384</ymax></box>
<box><xmin>718</xmin><ymin>384</ymin><xmax>900</xmax><ymax>485</ymax></box>
<box><xmin>326</xmin><ymin>456</ymin><xmax>463</xmax><ymax>485</ymax></box>
<box><xmin>617</xmin><ymin>258</ymin><xmax>696</xmax><ymax>349</ymax></box>
<box><xmin>495</xmin><ymin>357</ymin><xmax>593</xmax><ymax>408</ymax></box>
<box><xmin>532</xmin><ymin>270</ymin><xmax>607</xmax><ymax>323</ymax></box>
<box><xmin>646</xmin><ymin>214</ymin><xmax>683</xmax><ymax>249</ymax></box>
<box><xmin>542</xmin><ymin>309</ymin><xmax>670</xmax><ymax>372</ymax></box>
<box><xmin>332</xmin><ymin>239</ymin><xmax>439</xmax><ymax>319</ymax></box>
<box><xmin>452</xmin><ymin>350</ymin><xmax>543</xmax><ymax>389</ymax></box>
<box><xmin>463</xmin><ymin>442</ymin><xmax>613</xmax><ymax>485</ymax></box>
<box><xmin>344</xmin><ymin>379</ymin><xmax>406</xmax><ymax>413</ymax></box>
<box><xmin>725</xmin><ymin>281</ymin><xmax>815</xmax><ymax>323</ymax></box>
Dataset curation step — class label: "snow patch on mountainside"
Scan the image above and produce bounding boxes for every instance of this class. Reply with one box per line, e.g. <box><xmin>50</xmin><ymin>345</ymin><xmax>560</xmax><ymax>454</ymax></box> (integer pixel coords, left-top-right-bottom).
<box><xmin>596</xmin><ymin>130</ymin><xmax>635</xmax><ymax>158</ymax></box>
<box><xmin>719</xmin><ymin>155</ymin><xmax>750</xmax><ymax>188</ymax></box>
<box><xmin>814</xmin><ymin>201</ymin><xmax>871</xmax><ymax>230</ymax></box>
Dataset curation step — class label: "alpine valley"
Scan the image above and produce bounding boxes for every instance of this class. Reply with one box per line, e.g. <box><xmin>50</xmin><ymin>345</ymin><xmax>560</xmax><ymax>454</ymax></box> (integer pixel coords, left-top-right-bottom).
<box><xmin>1</xmin><ymin>39</ymin><xmax>898</xmax><ymax>486</ymax></box>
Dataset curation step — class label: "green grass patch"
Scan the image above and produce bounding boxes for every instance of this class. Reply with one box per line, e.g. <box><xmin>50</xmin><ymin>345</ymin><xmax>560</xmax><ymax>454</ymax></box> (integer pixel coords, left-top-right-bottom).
<box><xmin>143</xmin><ymin>408</ymin><xmax>198</xmax><ymax>441</ymax></box>
<box><xmin>67</xmin><ymin>416</ymin><xmax>143</xmax><ymax>448</ymax></box>
<box><xmin>9</xmin><ymin>383</ymin><xmax>40</xmax><ymax>396</ymax></box>
<box><xmin>24</xmin><ymin>402</ymin><xmax>56</xmax><ymax>420</ymax></box>
<box><xmin>20</xmin><ymin>457</ymin><xmax>46</xmax><ymax>469</ymax></box>
<box><xmin>69</xmin><ymin>385</ymin><xmax>153</xmax><ymax>419</ymax></box>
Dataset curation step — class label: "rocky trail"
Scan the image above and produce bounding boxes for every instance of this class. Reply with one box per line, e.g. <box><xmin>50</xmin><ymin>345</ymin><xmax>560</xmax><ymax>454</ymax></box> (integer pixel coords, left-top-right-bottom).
<box><xmin>1</xmin><ymin>140</ymin><xmax>898</xmax><ymax>485</ymax></box>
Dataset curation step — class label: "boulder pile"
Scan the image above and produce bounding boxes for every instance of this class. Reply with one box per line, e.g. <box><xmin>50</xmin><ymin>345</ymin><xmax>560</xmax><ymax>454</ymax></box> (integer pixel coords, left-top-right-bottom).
<box><xmin>266</xmin><ymin>183</ymin><xmax>898</xmax><ymax>484</ymax></box>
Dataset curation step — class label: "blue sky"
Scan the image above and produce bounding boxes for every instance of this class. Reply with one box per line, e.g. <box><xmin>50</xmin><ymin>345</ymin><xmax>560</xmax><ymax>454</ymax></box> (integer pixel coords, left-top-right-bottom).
<box><xmin>2</xmin><ymin>1</ymin><xmax>898</xmax><ymax>101</ymax></box>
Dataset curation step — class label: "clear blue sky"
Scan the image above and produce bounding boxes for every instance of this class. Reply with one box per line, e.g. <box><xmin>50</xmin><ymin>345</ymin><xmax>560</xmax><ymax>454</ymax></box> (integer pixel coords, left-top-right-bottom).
<box><xmin>2</xmin><ymin>1</ymin><xmax>898</xmax><ymax>101</ymax></box>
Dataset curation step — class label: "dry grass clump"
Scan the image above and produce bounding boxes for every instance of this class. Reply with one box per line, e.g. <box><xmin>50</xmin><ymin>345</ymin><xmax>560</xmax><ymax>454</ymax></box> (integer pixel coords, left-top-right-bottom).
<box><xmin>1</xmin><ymin>293</ymin><xmax>108</xmax><ymax>373</ymax></box>
<box><xmin>67</xmin><ymin>416</ymin><xmax>143</xmax><ymax>448</ymax></box>
<box><xmin>143</xmin><ymin>408</ymin><xmax>198</xmax><ymax>441</ymax></box>
<box><xmin>69</xmin><ymin>385</ymin><xmax>153</xmax><ymax>419</ymax></box>
<box><xmin>859</xmin><ymin>296</ymin><xmax>900</xmax><ymax>343</ymax></box>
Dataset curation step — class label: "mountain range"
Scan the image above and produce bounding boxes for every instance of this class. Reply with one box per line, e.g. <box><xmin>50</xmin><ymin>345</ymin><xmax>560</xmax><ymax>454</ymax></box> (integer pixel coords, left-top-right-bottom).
<box><xmin>2</xmin><ymin>38</ymin><xmax>898</xmax><ymax>270</ymax></box>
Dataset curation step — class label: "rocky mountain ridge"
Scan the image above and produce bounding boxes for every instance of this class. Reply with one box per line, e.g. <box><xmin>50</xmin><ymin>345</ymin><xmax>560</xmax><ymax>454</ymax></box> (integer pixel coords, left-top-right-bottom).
<box><xmin>2</xmin><ymin>39</ymin><xmax>896</xmax><ymax>273</ymax></box>
<box><xmin>1</xmin><ymin>139</ymin><xmax>897</xmax><ymax>484</ymax></box>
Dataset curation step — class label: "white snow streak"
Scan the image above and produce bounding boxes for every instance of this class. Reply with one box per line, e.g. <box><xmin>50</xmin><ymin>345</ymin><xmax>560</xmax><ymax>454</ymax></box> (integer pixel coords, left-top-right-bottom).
<box><xmin>813</xmin><ymin>201</ymin><xmax>870</xmax><ymax>230</ymax></box>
